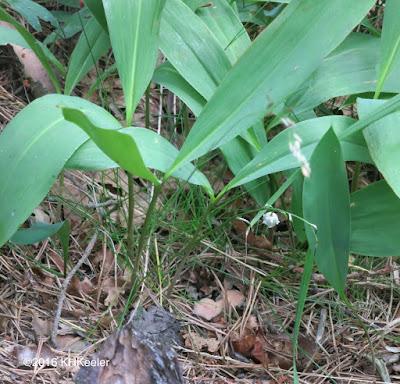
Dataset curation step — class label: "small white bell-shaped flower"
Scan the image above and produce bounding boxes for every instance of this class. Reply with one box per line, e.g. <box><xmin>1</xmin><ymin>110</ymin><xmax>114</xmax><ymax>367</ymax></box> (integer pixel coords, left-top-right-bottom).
<box><xmin>262</xmin><ymin>212</ymin><xmax>280</xmax><ymax>228</ymax></box>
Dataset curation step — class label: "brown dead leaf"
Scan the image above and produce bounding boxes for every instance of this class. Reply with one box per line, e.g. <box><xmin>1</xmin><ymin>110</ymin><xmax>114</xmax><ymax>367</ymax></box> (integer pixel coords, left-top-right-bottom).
<box><xmin>15</xmin><ymin>345</ymin><xmax>55</xmax><ymax>368</ymax></box>
<box><xmin>193</xmin><ymin>298</ymin><xmax>224</xmax><ymax>321</ymax></box>
<box><xmin>225</xmin><ymin>289</ymin><xmax>245</xmax><ymax>307</ymax></box>
<box><xmin>67</xmin><ymin>276</ymin><xmax>94</xmax><ymax>297</ymax></box>
<box><xmin>183</xmin><ymin>333</ymin><xmax>220</xmax><ymax>353</ymax></box>
<box><xmin>0</xmin><ymin>21</ymin><xmax>55</xmax><ymax>98</ymax></box>
<box><xmin>246</xmin><ymin>315</ymin><xmax>259</xmax><ymax>329</ymax></box>
<box><xmin>32</xmin><ymin>314</ymin><xmax>51</xmax><ymax>338</ymax></box>
<box><xmin>101</xmin><ymin>276</ymin><xmax>131</xmax><ymax>307</ymax></box>
<box><xmin>232</xmin><ymin>328</ymin><xmax>316</xmax><ymax>369</ymax></box>
<box><xmin>232</xmin><ymin>219</ymin><xmax>273</xmax><ymax>250</ymax></box>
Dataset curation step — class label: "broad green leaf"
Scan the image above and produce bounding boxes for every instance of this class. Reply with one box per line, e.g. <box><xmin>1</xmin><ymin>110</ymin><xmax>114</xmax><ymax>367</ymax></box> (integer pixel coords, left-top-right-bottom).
<box><xmin>285</xmin><ymin>33</ymin><xmax>400</xmax><ymax>116</ymax></box>
<box><xmin>5</xmin><ymin>0</ymin><xmax>60</xmax><ymax>31</ymax></box>
<box><xmin>290</xmin><ymin>170</ymin><xmax>306</xmax><ymax>243</ymax></box>
<box><xmin>357</xmin><ymin>98</ymin><xmax>400</xmax><ymax>198</ymax></box>
<box><xmin>0</xmin><ymin>26</ymin><xmax>65</xmax><ymax>76</ymax></box>
<box><xmin>61</xmin><ymin>108</ymin><xmax>159</xmax><ymax>185</ymax></box>
<box><xmin>103</xmin><ymin>0</ymin><xmax>165</xmax><ymax>125</ymax></box>
<box><xmin>160</xmin><ymin>0</ymin><xmax>232</xmax><ymax>101</ymax></box>
<box><xmin>84</xmin><ymin>0</ymin><xmax>108</xmax><ymax>32</ymax></box>
<box><xmin>303</xmin><ymin>128</ymin><xmax>350</xmax><ymax>295</ymax></box>
<box><xmin>0</xmin><ymin>25</ymin><xmax>28</xmax><ymax>46</ymax></box>
<box><xmin>0</xmin><ymin>8</ymin><xmax>61</xmax><ymax>93</ymax></box>
<box><xmin>43</xmin><ymin>7</ymin><xmax>90</xmax><ymax>45</ymax></box>
<box><xmin>166</xmin><ymin>0</ymin><xmax>376</xmax><ymax>178</ymax></box>
<box><xmin>350</xmin><ymin>181</ymin><xmax>400</xmax><ymax>257</ymax></box>
<box><xmin>225</xmin><ymin>116</ymin><xmax>371</xmax><ymax>190</ymax></box>
<box><xmin>10</xmin><ymin>221</ymin><xmax>67</xmax><ymax>245</ymax></box>
<box><xmin>55</xmin><ymin>0</ymin><xmax>79</xmax><ymax>7</ymax></box>
<box><xmin>221</xmin><ymin>137</ymin><xmax>270</xmax><ymax>206</ymax></box>
<box><xmin>375</xmin><ymin>0</ymin><xmax>400</xmax><ymax>98</ymax></box>
<box><xmin>339</xmin><ymin>93</ymin><xmax>400</xmax><ymax>140</ymax></box>
<box><xmin>152</xmin><ymin>64</ymin><xmax>268</xmax><ymax>203</ymax></box>
<box><xmin>0</xmin><ymin>94</ymin><xmax>119</xmax><ymax>248</ymax></box>
<box><xmin>152</xmin><ymin>61</ymin><xmax>206</xmax><ymax>116</ymax></box>
<box><xmin>65</xmin><ymin>127</ymin><xmax>212</xmax><ymax>194</ymax></box>
<box><xmin>195</xmin><ymin>0</ymin><xmax>249</xmax><ymax>65</ymax></box>
<box><xmin>65</xmin><ymin>17</ymin><xmax>111</xmax><ymax>96</ymax></box>
<box><xmin>195</xmin><ymin>0</ymin><xmax>266</xmax><ymax>150</ymax></box>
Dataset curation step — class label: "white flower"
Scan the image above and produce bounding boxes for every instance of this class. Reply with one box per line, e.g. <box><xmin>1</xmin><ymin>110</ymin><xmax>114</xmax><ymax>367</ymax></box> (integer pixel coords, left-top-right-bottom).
<box><xmin>289</xmin><ymin>133</ymin><xmax>311</xmax><ymax>178</ymax></box>
<box><xmin>262</xmin><ymin>212</ymin><xmax>280</xmax><ymax>228</ymax></box>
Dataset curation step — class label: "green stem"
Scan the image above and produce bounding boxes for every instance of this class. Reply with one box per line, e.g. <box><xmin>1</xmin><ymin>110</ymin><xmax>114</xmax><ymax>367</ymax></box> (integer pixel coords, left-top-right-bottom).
<box><xmin>56</xmin><ymin>169</ymin><xmax>65</xmax><ymax>222</ymax></box>
<box><xmin>351</xmin><ymin>162</ymin><xmax>361</xmax><ymax>193</ymax></box>
<box><xmin>131</xmin><ymin>183</ymin><xmax>163</xmax><ymax>290</ymax></box>
<box><xmin>166</xmin><ymin>201</ymin><xmax>216</xmax><ymax>299</ymax></box>
<box><xmin>183</xmin><ymin>104</ymin><xmax>190</xmax><ymax>138</ymax></box>
<box><xmin>127</xmin><ymin>172</ymin><xmax>135</xmax><ymax>261</ymax></box>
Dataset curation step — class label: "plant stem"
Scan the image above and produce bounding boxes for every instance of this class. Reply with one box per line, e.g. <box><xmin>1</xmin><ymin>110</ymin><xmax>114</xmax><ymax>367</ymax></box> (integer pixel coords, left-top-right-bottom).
<box><xmin>131</xmin><ymin>183</ymin><xmax>163</xmax><ymax>290</ymax></box>
<box><xmin>127</xmin><ymin>172</ymin><xmax>135</xmax><ymax>261</ymax></box>
<box><xmin>351</xmin><ymin>162</ymin><xmax>361</xmax><ymax>193</ymax></box>
<box><xmin>182</xmin><ymin>104</ymin><xmax>190</xmax><ymax>138</ymax></box>
<box><xmin>56</xmin><ymin>169</ymin><xmax>65</xmax><ymax>222</ymax></box>
<box><xmin>166</xmin><ymin>201</ymin><xmax>215</xmax><ymax>300</ymax></box>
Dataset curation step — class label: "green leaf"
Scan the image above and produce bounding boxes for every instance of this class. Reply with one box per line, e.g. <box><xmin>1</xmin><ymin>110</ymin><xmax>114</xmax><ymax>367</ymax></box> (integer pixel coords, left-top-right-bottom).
<box><xmin>10</xmin><ymin>221</ymin><xmax>67</xmax><ymax>245</ymax></box>
<box><xmin>61</xmin><ymin>107</ymin><xmax>159</xmax><ymax>185</ymax></box>
<box><xmin>0</xmin><ymin>25</ymin><xmax>28</xmax><ymax>46</ymax></box>
<box><xmin>166</xmin><ymin>0</ymin><xmax>376</xmax><ymax>178</ymax></box>
<box><xmin>5</xmin><ymin>0</ymin><xmax>60</xmax><ymax>31</ymax></box>
<box><xmin>303</xmin><ymin>128</ymin><xmax>350</xmax><ymax>295</ymax></box>
<box><xmin>65</xmin><ymin>17</ymin><xmax>111</xmax><ymax>96</ymax></box>
<box><xmin>357</xmin><ymin>98</ymin><xmax>400</xmax><ymax>198</ymax></box>
<box><xmin>65</xmin><ymin>127</ymin><xmax>213</xmax><ymax>194</ymax></box>
<box><xmin>283</xmin><ymin>33</ymin><xmax>400</xmax><ymax>117</ymax></box>
<box><xmin>339</xmin><ymin>93</ymin><xmax>400</xmax><ymax>140</ymax></box>
<box><xmin>225</xmin><ymin>116</ymin><xmax>371</xmax><ymax>190</ymax></box>
<box><xmin>152</xmin><ymin>61</ymin><xmax>206</xmax><ymax>117</ymax></box>
<box><xmin>290</xmin><ymin>170</ymin><xmax>306</xmax><ymax>243</ymax></box>
<box><xmin>221</xmin><ymin>137</ymin><xmax>270</xmax><ymax>206</ymax></box>
<box><xmin>84</xmin><ymin>0</ymin><xmax>108</xmax><ymax>32</ymax></box>
<box><xmin>0</xmin><ymin>94</ymin><xmax>119</xmax><ymax>248</ymax></box>
<box><xmin>350</xmin><ymin>180</ymin><xmax>400</xmax><ymax>257</ymax></box>
<box><xmin>195</xmin><ymin>0</ymin><xmax>250</xmax><ymax>65</ymax></box>
<box><xmin>375</xmin><ymin>0</ymin><xmax>400</xmax><ymax>98</ymax></box>
<box><xmin>43</xmin><ymin>7</ymin><xmax>90</xmax><ymax>45</ymax></box>
<box><xmin>160</xmin><ymin>0</ymin><xmax>232</xmax><ymax>101</ymax></box>
<box><xmin>0</xmin><ymin>26</ymin><xmax>65</xmax><ymax>76</ymax></box>
<box><xmin>103</xmin><ymin>0</ymin><xmax>165</xmax><ymax>125</ymax></box>
<box><xmin>0</xmin><ymin>8</ymin><xmax>61</xmax><ymax>93</ymax></box>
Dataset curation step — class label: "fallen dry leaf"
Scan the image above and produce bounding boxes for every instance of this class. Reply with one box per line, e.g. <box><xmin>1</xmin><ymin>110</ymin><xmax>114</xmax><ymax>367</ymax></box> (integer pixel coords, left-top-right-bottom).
<box><xmin>232</xmin><ymin>219</ymin><xmax>273</xmax><ymax>250</ymax></box>
<box><xmin>0</xmin><ymin>21</ymin><xmax>56</xmax><ymax>98</ymax></box>
<box><xmin>15</xmin><ymin>345</ymin><xmax>55</xmax><ymax>368</ymax></box>
<box><xmin>232</xmin><ymin>328</ymin><xmax>316</xmax><ymax>369</ymax></box>
<box><xmin>193</xmin><ymin>298</ymin><xmax>224</xmax><ymax>321</ymax></box>
<box><xmin>67</xmin><ymin>276</ymin><xmax>94</xmax><ymax>297</ymax></box>
<box><xmin>225</xmin><ymin>289</ymin><xmax>245</xmax><ymax>307</ymax></box>
<box><xmin>184</xmin><ymin>333</ymin><xmax>220</xmax><ymax>353</ymax></box>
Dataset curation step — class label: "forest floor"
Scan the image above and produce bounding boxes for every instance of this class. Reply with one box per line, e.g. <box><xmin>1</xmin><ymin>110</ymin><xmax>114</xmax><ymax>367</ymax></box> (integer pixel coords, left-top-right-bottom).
<box><xmin>1</xmin><ymin>2</ymin><xmax>400</xmax><ymax>383</ymax></box>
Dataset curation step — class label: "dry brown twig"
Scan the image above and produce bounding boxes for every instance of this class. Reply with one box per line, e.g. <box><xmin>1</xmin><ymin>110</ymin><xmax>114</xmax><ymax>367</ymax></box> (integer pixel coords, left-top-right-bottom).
<box><xmin>50</xmin><ymin>232</ymin><xmax>98</xmax><ymax>348</ymax></box>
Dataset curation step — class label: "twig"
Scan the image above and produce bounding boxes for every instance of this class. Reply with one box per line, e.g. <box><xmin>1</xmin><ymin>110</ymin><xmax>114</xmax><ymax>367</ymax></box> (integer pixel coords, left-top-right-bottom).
<box><xmin>291</xmin><ymin>266</ymin><xmax>394</xmax><ymax>282</ymax></box>
<box><xmin>50</xmin><ymin>233</ymin><xmax>98</xmax><ymax>348</ymax></box>
<box><xmin>86</xmin><ymin>199</ymin><xmax>118</xmax><ymax>208</ymax></box>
